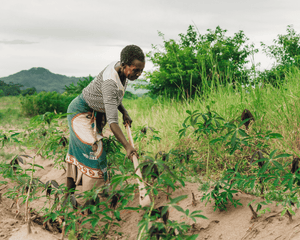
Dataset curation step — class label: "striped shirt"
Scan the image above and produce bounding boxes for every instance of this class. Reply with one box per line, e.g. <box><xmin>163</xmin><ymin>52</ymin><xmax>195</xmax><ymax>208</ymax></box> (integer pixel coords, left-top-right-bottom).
<box><xmin>82</xmin><ymin>61</ymin><xmax>128</xmax><ymax>125</ymax></box>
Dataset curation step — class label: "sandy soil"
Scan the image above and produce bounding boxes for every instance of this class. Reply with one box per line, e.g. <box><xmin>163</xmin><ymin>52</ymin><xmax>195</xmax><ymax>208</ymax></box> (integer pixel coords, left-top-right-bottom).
<box><xmin>1</xmin><ymin>136</ymin><xmax>300</xmax><ymax>239</ymax></box>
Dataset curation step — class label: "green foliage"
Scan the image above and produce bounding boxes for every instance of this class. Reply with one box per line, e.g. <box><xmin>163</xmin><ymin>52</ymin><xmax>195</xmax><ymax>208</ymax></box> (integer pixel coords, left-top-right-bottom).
<box><xmin>179</xmin><ymin>105</ymin><xmax>296</xmax><ymax>213</ymax></box>
<box><xmin>262</xmin><ymin>25</ymin><xmax>300</xmax><ymax>66</ymax></box>
<box><xmin>260</xmin><ymin>25</ymin><xmax>300</xmax><ymax>86</ymax></box>
<box><xmin>0</xmin><ymin>81</ymin><xmax>22</xmax><ymax>96</ymax></box>
<box><xmin>20</xmin><ymin>91</ymin><xmax>77</xmax><ymax>116</ymax></box>
<box><xmin>139</xmin><ymin>196</ymin><xmax>206</xmax><ymax>239</ymax></box>
<box><xmin>146</xmin><ymin>25</ymin><xmax>257</xmax><ymax>97</ymax></box>
<box><xmin>226</xmin><ymin>150</ymin><xmax>295</xmax><ymax>218</ymax></box>
<box><xmin>0</xmin><ymin>130</ymin><xmax>21</xmax><ymax>147</ymax></box>
<box><xmin>180</xmin><ymin>105</ymin><xmax>284</xmax><ymax>156</ymax></box>
<box><xmin>179</xmin><ymin>106</ymin><xmax>224</xmax><ymax>140</ymax></box>
<box><xmin>21</xmin><ymin>87</ymin><xmax>37</xmax><ymax>96</ymax></box>
<box><xmin>27</xmin><ymin>112</ymin><xmax>69</xmax><ymax>169</ymax></box>
<box><xmin>64</xmin><ymin>76</ymin><xmax>93</xmax><ymax>95</ymax></box>
<box><xmin>201</xmin><ymin>180</ymin><xmax>242</xmax><ymax>211</ymax></box>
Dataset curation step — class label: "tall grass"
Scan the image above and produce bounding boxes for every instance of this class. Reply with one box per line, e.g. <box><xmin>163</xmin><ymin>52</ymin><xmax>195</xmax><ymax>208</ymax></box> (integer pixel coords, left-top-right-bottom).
<box><xmin>0</xmin><ymin>96</ymin><xmax>27</xmax><ymax>127</ymax></box>
<box><xmin>122</xmin><ymin>67</ymin><xmax>300</xmax><ymax>176</ymax></box>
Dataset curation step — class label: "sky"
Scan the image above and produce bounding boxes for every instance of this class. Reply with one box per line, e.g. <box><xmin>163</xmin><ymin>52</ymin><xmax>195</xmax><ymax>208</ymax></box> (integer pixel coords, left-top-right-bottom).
<box><xmin>1</xmin><ymin>0</ymin><xmax>300</xmax><ymax>78</ymax></box>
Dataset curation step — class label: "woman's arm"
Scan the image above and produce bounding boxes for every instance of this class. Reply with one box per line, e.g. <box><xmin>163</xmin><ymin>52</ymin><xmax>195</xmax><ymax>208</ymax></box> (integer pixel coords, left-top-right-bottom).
<box><xmin>102</xmin><ymin>80</ymin><xmax>135</xmax><ymax>159</ymax></box>
<box><xmin>118</xmin><ymin>103</ymin><xmax>132</xmax><ymax>127</ymax></box>
<box><xmin>118</xmin><ymin>103</ymin><xmax>127</xmax><ymax>114</ymax></box>
<box><xmin>110</xmin><ymin>122</ymin><xmax>136</xmax><ymax>159</ymax></box>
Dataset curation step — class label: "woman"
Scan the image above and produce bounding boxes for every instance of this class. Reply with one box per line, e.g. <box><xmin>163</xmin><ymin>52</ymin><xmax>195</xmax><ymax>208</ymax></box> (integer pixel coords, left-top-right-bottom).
<box><xmin>64</xmin><ymin>45</ymin><xmax>145</xmax><ymax>205</ymax></box>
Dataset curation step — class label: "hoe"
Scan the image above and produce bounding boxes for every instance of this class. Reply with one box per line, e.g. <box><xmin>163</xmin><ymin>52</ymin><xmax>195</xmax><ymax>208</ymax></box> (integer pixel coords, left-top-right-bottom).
<box><xmin>125</xmin><ymin>124</ymin><xmax>151</xmax><ymax>207</ymax></box>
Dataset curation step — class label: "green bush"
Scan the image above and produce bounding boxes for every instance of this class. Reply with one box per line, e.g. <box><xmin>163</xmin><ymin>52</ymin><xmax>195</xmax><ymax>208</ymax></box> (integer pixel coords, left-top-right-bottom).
<box><xmin>20</xmin><ymin>91</ymin><xmax>77</xmax><ymax>116</ymax></box>
<box><xmin>21</xmin><ymin>87</ymin><xmax>37</xmax><ymax>96</ymax></box>
<box><xmin>145</xmin><ymin>25</ymin><xmax>257</xmax><ymax>97</ymax></box>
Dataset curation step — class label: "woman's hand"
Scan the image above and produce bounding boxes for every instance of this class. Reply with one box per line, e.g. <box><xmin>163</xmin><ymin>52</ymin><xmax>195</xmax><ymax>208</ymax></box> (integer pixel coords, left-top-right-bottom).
<box><xmin>110</xmin><ymin>122</ymin><xmax>137</xmax><ymax>161</ymax></box>
<box><xmin>123</xmin><ymin>112</ymin><xmax>132</xmax><ymax>127</ymax></box>
<box><xmin>125</xmin><ymin>144</ymin><xmax>138</xmax><ymax>161</ymax></box>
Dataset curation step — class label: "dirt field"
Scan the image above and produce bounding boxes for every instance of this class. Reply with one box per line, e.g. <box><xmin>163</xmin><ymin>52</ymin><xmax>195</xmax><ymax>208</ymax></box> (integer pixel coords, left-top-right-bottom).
<box><xmin>1</xmin><ymin>135</ymin><xmax>300</xmax><ymax>239</ymax></box>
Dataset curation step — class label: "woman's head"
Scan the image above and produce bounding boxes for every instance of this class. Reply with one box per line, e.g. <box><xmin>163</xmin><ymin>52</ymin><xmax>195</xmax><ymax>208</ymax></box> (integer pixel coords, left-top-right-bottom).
<box><xmin>120</xmin><ymin>45</ymin><xmax>145</xmax><ymax>81</ymax></box>
<box><xmin>120</xmin><ymin>45</ymin><xmax>145</xmax><ymax>65</ymax></box>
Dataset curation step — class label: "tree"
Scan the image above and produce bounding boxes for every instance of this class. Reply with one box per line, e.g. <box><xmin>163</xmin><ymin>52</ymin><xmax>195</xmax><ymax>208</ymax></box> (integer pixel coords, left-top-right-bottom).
<box><xmin>0</xmin><ymin>81</ymin><xmax>23</xmax><ymax>96</ymax></box>
<box><xmin>145</xmin><ymin>25</ymin><xmax>257</xmax><ymax>97</ymax></box>
<box><xmin>260</xmin><ymin>25</ymin><xmax>300</xmax><ymax>86</ymax></box>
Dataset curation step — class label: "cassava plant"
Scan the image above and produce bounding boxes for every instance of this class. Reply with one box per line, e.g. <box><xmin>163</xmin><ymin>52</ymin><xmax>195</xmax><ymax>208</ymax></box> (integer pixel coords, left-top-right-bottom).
<box><xmin>179</xmin><ymin>105</ymin><xmax>224</xmax><ymax>177</ymax></box>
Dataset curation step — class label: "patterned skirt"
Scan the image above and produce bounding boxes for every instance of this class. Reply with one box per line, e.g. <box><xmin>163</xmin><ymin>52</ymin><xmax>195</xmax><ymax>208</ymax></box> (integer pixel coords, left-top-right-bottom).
<box><xmin>66</xmin><ymin>93</ymin><xmax>108</xmax><ymax>181</ymax></box>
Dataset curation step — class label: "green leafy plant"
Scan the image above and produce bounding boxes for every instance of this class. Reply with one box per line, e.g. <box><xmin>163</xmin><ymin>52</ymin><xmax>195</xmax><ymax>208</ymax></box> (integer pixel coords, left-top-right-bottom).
<box><xmin>24</xmin><ymin>112</ymin><xmax>69</xmax><ymax>170</ymax></box>
<box><xmin>179</xmin><ymin>105</ymin><xmax>225</xmax><ymax>177</ymax></box>
<box><xmin>138</xmin><ymin>195</ymin><xmax>207</xmax><ymax>240</ymax></box>
<box><xmin>0</xmin><ymin>130</ymin><xmax>21</xmax><ymax>147</ymax></box>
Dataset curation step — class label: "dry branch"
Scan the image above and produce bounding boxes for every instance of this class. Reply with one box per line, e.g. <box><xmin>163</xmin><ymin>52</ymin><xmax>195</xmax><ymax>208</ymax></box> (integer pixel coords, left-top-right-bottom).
<box><xmin>24</xmin><ymin>140</ymin><xmax>47</xmax><ymax>222</ymax></box>
<box><xmin>248</xmin><ymin>204</ymin><xmax>258</xmax><ymax>219</ymax></box>
<box><xmin>192</xmin><ymin>192</ymin><xmax>197</xmax><ymax>206</ymax></box>
<box><xmin>286</xmin><ymin>210</ymin><xmax>293</xmax><ymax>222</ymax></box>
<box><xmin>27</xmin><ymin>213</ymin><xmax>32</xmax><ymax>235</ymax></box>
<box><xmin>61</xmin><ymin>222</ymin><xmax>66</xmax><ymax>240</ymax></box>
<box><xmin>15</xmin><ymin>198</ymin><xmax>20</xmax><ymax>218</ymax></box>
<box><xmin>46</xmin><ymin>220</ymin><xmax>55</xmax><ymax>232</ymax></box>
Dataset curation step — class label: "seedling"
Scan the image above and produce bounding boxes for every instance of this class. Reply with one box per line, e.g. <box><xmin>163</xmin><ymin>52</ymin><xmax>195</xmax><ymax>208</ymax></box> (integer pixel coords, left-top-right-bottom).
<box><xmin>148</xmin><ymin>206</ymin><xmax>174</xmax><ymax>240</ymax></box>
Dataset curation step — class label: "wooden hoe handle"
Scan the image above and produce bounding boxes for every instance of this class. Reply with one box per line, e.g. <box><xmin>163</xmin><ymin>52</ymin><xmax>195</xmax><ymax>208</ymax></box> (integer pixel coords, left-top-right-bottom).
<box><xmin>125</xmin><ymin>124</ymin><xmax>151</xmax><ymax>207</ymax></box>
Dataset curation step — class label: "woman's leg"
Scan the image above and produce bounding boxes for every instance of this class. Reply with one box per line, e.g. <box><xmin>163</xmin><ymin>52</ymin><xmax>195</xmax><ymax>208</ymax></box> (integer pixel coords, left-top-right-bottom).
<box><xmin>63</xmin><ymin>163</ymin><xmax>78</xmax><ymax>208</ymax></box>
<box><xmin>64</xmin><ymin>177</ymin><xmax>76</xmax><ymax>199</ymax></box>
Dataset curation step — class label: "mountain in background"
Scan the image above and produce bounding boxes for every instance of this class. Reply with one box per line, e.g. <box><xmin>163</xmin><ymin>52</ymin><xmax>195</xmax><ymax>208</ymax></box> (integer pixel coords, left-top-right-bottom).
<box><xmin>0</xmin><ymin>67</ymin><xmax>80</xmax><ymax>93</ymax></box>
<box><xmin>0</xmin><ymin>67</ymin><xmax>149</xmax><ymax>95</ymax></box>
<box><xmin>125</xmin><ymin>81</ymin><xmax>149</xmax><ymax>96</ymax></box>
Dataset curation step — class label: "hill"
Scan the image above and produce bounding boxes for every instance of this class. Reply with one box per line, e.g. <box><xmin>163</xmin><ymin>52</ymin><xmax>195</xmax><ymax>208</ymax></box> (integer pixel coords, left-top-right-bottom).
<box><xmin>126</xmin><ymin>80</ymin><xmax>149</xmax><ymax>96</ymax></box>
<box><xmin>0</xmin><ymin>67</ymin><xmax>80</xmax><ymax>93</ymax></box>
<box><xmin>0</xmin><ymin>67</ymin><xmax>149</xmax><ymax>95</ymax></box>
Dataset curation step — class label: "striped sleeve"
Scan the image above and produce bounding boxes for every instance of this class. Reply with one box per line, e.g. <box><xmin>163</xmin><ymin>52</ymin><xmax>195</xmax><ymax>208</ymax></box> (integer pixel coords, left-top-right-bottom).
<box><xmin>102</xmin><ymin>79</ymin><xmax>119</xmax><ymax>125</ymax></box>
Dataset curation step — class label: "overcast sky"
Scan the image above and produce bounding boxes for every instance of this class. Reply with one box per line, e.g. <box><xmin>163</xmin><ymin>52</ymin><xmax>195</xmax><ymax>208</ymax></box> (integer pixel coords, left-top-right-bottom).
<box><xmin>1</xmin><ymin>0</ymin><xmax>300</xmax><ymax>78</ymax></box>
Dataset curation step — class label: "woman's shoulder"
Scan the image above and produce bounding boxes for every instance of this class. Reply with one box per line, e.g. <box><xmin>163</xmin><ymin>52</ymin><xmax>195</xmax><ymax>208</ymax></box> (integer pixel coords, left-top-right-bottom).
<box><xmin>102</xmin><ymin>61</ymin><xmax>119</xmax><ymax>82</ymax></box>
<box><xmin>82</xmin><ymin>62</ymin><xmax>118</xmax><ymax>95</ymax></box>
